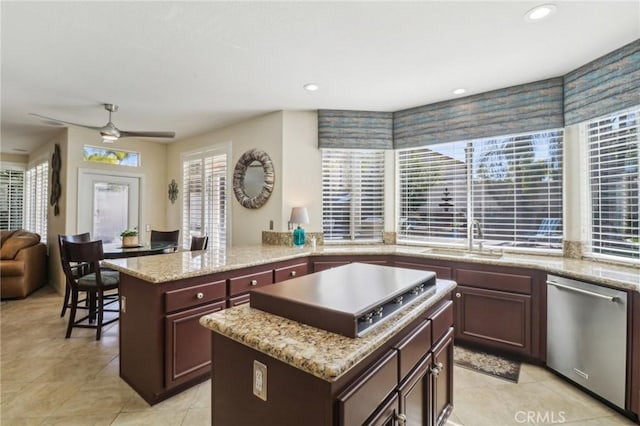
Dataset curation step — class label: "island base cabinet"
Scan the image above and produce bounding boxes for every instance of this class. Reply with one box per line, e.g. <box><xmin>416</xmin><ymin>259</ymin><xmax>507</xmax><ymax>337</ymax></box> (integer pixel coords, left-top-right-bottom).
<box><xmin>165</xmin><ymin>301</ymin><xmax>225</xmax><ymax>388</ymax></box>
<box><xmin>397</xmin><ymin>352</ymin><xmax>432</xmax><ymax>425</ymax></box>
<box><xmin>432</xmin><ymin>328</ymin><xmax>454</xmax><ymax>426</ymax></box>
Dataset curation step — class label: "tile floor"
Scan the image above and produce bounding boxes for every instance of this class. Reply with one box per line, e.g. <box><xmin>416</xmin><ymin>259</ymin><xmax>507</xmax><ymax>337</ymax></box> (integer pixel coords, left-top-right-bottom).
<box><xmin>1</xmin><ymin>286</ymin><xmax>637</xmax><ymax>426</ymax></box>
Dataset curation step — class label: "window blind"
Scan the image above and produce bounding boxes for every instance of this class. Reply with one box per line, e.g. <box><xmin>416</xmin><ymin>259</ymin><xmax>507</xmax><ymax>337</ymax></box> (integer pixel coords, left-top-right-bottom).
<box><xmin>397</xmin><ymin>130</ymin><xmax>563</xmax><ymax>251</ymax></box>
<box><xmin>587</xmin><ymin>107</ymin><xmax>640</xmax><ymax>261</ymax></box>
<box><xmin>322</xmin><ymin>149</ymin><xmax>385</xmax><ymax>242</ymax></box>
<box><xmin>24</xmin><ymin>161</ymin><xmax>48</xmax><ymax>242</ymax></box>
<box><xmin>471</xmin><ymin>131</ymin><xmax>563</xmax><ymax>249</ymax></box>
<box><xmin>0</xmin><ymin>168</ymin><xmax>24</xmax><ymax>230</ymax></box>
<box><xmin>182</xmin><ymin>150</ymin><xmax>227</xmax><ymax>250</ymax></box>
<box><xmin>397</xmin><ymin>142</ymin><xmax>468</xmax><ymax>244</ymax></box>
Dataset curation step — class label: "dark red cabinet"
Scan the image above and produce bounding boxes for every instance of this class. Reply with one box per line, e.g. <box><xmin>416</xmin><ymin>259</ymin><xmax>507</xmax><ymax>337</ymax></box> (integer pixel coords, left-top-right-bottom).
<box><xmin>165</xmin><ymin>300</ymin><xmax>225</xmax><ymax>388</ymax></box>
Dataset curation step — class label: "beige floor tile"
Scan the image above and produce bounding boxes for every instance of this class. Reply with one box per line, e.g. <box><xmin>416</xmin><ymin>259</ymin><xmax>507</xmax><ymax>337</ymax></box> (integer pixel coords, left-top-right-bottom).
<box><xmin>110</xmin><ymin>409</ymin><xmax>187</xmax><ymax>425</ymax></box>
<box><xmin>454</xmin><ymin>365</ymin><xmax>516</xmax><ymax>389</ymax></box>
<box><xmin>0</xmin><ymin>416</ymin><xmax>47</xmax><ymax>426</ymax></box>
<box><xmin>453</xmin><ymin>385</ymin><xmax>523</xmax><ymax>426</ymax></box>
<box><xmin>559</xmin><ymin>415</ymin><xmax>638</xmax><ymax>425</ymax></box>
<box><xmin>1</xmin><ymin>381</ymin><xmax>83</xmax><ymax>418</ymax></box>
<box><xmin>190</xmin><ymin>381</ymin><xmax>211</xmax><ymax>408</ymax></box>
<box><xmin>182</xmin><ymin>407</ymin><xmax>211</xmax><ymax>426</ymax></box>
<box><xmin>41</xmin><ymin>412</ymin><xmax>118</xmax><ymax>425</ymax></box>
<box><xmin>51</xmin><ymin>377</ymin><xmax>143</xmax><ymax>417</ymax></box>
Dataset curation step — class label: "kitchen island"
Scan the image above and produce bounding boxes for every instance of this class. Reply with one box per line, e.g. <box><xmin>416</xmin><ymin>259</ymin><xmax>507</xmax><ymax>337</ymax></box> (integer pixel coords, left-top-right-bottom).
<box><xmin>200</xmin><ymin>263</ymin><xmax>457</xmax><ymax>425</ymax></box>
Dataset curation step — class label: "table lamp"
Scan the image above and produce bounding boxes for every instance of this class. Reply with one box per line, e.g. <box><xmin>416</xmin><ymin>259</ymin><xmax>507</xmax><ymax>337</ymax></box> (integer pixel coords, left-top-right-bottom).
<box><xmin>290</xmin><ymin>207</ymin><xmax>309</xmax><ymax>247</ymax></box>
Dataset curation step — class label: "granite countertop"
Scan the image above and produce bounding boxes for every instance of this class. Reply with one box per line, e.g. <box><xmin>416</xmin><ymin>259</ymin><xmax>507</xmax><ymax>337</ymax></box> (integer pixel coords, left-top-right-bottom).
<box><xmin>200</xmin><ymin>279</ymin><xmax>457</xmax><ymax>382</ymax></box>
<box><xmin>102</xmin><ymin>244</ymin><xmax>640</xmax><ymax>293</ymax></box>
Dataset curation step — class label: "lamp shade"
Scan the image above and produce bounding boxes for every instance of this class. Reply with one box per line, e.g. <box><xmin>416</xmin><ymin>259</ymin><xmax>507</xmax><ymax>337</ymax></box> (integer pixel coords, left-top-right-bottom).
<box><xmin>289</xmin><ymin>207</ymin><xmax>309</xmax><ymax>225</ymax></box>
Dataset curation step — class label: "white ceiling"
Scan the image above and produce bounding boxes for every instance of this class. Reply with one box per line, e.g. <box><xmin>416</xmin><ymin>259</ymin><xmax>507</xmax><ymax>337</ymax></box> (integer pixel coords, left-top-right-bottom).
<box><xmin>1</xmin><ymin>1</ymin><xmax>639</xmax><ymax>154</ymax></box>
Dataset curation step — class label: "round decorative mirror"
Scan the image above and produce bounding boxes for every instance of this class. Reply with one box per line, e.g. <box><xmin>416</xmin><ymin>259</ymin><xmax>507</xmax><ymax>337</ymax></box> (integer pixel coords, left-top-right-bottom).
<box><xmin>233</xmin><ymin>149</ymin><xmax>275</xmax><ymax>209</ymax></box>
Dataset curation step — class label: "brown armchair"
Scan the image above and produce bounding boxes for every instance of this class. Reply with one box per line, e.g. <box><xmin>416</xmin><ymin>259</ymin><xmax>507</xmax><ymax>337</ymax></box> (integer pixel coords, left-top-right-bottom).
<box><xmin>1</xmin><ymin>230</ymin><xmax>47</xmax><ymax>299</ymax></box>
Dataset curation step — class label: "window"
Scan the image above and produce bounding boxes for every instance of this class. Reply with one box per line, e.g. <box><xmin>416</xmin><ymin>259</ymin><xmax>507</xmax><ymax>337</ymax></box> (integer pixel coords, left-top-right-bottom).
<box><xmin>397</xmin><ymin>129</ymin><xmax>564</xmax><ymax>251</ymax></box>
<box><xmin>24</xmin><ymin>161</ymin><xmax>48</xmax><ymax>242</ymax></box>
<box><xmin>182</xmin><ymin>148</ymin><xmax>227</xmax><ymax>250</ymax></box>
<box><xmin>322</xmin><ymin>149</ymin><xmax>385</xmax><ymax>242</ymax></box>
<box><xmin>587</xmin><ymin>107</ymin><xmax>639</xmax><ymax>261</ymax></box>
<box><xmin>83</xmin><ymin>146</ymin><xmax>140</xmax><ymax>167</ymax></box>
<box><xmin>0</xmin><ymin>167</ymin><xmax>25</xmax><ymax>230</ymax></box>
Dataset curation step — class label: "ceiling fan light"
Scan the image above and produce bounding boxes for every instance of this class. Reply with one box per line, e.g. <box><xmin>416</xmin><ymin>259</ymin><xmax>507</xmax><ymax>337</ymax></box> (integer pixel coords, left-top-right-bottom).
<box><xmin>101</xmin><ymin>135</ymin><xmax>117</xmax><ymax>143</ymax></box>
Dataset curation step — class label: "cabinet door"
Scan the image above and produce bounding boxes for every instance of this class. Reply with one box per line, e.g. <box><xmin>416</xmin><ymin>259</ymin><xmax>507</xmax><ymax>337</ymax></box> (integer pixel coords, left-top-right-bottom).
<box><xmin>365</xmin><ymin>392</ymin><xmax>400</xmax><ymax>426</ymax></box>
<box><xmin>398</xmin><ymin>352</ymin><xmax>432</xmax><ymax>426</ymax></box>
<box><xmin>165</xmin><ymin>300</ymin><xmax>225</xmax><ymax>389</ymax></box>
<box><xmin>454</xmin><ymin>285</ymin><xmax>532</xmax><ymax>355</ymax></box>
<box><xmin>432</xmin><ymin>328</ymin><xmax>454</xmax><ymax>426</ymax></box>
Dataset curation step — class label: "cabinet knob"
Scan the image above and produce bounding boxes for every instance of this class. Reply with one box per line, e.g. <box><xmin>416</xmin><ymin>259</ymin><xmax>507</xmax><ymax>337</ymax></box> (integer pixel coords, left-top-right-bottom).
<box><xmin>196</xmin><ymin>292</ymin><xmax>204</xmax><ymax>300</ymax></box>
<box><xmin>250</xmin><ymin>280</ymin><xmax>258</xmax><ymax>286</ymax></box>
<box><xmin>455</xmin><ymin>292</ymin><xmax>461</xmax><ymax>298</ymax></box>
<box><xmin>436</xmin><ymin>361</ymin><xmax>444</xmax><ymax>369</ymax></box>
<box><xmin>290</xmin><ymin>270</ymin><xmax>297</xmax><ymax>277</ymax></box>
<box><xmin>430</xmin><ymin>365</ymin><xmax>441</xmax><ymax>377</ymax></box>
<box><xmin>396</xmin><ymin>413</ymin><xmax>407</xmax><ymax>425</ymax></box>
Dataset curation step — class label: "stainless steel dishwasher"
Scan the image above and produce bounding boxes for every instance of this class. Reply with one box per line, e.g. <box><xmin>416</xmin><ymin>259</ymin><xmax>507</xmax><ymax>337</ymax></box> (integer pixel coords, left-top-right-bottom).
<box><xmin>546</xmin><ymin>274</ymin><xmax>627</xmax><ymax>409</ymax></box>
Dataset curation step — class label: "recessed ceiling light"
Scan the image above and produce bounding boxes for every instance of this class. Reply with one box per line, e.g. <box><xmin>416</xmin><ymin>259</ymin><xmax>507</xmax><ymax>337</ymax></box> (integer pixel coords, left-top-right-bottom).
<box><xmin>303</xmin><ymin>83</ymin><xmax>319</xmax><ymax>92</ymax></box>
<box><xmin>453</xmin><ymin>88</ymin><xmax>467</xmax><ymax>95</ymax></box>
<box><xmin>524</xmin><ymin>4</ymin><xmax>557</xmax><ymax>22</ymax></box>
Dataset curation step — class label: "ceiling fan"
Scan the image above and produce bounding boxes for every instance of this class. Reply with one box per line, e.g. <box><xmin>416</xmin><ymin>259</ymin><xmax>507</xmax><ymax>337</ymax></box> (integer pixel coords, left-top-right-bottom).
<box><xmin>29</xmin><ymin>103</ymin><xmax>176</xmax><ymax>143</ymax></box>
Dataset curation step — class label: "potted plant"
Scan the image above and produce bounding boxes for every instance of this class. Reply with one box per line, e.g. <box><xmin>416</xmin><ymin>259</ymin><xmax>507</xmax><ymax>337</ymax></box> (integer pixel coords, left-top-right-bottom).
<box><xmin>120</xmin><ymin>229</ymin><xmax>139</xmax><ymax>247</ymax></box>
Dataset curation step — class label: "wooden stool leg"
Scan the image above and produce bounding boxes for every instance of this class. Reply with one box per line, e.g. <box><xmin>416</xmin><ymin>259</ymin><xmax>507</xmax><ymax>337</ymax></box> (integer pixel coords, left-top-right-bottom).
<box><xmin>65</xmin><ymin>290</ymin><xmax>79</xmax><ymax>338</ymax></box>
<box><xmin>60</xmin><ymin>283</ymin><xmax>70</xmax><ymax>317</ymax></box>
<box><xmin>96</xmin><ymin>291</ymin><xmax>105</xmax><ymax>341</ymax></box>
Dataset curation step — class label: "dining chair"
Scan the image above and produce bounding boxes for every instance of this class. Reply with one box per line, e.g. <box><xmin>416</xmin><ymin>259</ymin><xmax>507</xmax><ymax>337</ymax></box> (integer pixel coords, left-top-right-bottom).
<box><xmin>60</xmin><ymin>239</ymin><xmax>120</xmax><ymax>340</ymax></box>
<box><xmin>58</xmin><ymin>232</ymin><xmax>91</xmax><ymax>317</ymax></box>
<box><xmin>150</xmin><ymin>229</ymin><xmax>180</xmax><ymax>251</ymax></box>
<box><xmin>190</xmin><ymin>235</ymin><xmax>209</xmax><ymax>251</ymax></box>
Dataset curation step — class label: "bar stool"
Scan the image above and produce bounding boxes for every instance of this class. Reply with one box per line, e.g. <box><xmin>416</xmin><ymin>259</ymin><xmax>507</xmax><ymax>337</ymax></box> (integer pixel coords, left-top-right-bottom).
<box><xmin>190</xmin><ymin>235</ymin><xmax>209</xmax><ymax>251</ymax></box>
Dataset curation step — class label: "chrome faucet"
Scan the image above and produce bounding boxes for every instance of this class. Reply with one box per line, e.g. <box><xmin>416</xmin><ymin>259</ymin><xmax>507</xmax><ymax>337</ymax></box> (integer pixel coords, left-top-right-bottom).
<box><xmin>468</xmin><ymin>219</ymin><xmax>483</xmax><ymax>251</ymax></box>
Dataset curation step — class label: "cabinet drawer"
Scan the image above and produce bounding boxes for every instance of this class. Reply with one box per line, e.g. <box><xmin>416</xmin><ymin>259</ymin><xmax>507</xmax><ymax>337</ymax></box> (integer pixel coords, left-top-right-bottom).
<box><xmin>456</xmin><ymin>269</ymin><xmax>532</xmax><ymax>294</ymax></box>
<box><xmin>429</xmin><ymin>300</ymin><xmax>453</xmax><ymax>344</ymax></box>
<box><xmin>227</xmin><ymin>293</ymin><xmax>250</xmax><ymax>308</ymax></box>
<box><xmin>394</xmin><ymin>320</ymin><xmax>432</xmax><ymax>382</ymax></box>
<box><xmin>228</xmin><ymin>270</ymin><xmax>273</xmax><ymax>296</ymax></box>
<box><xmin>338</xmin><ymin>350</ymin><xmax>398</xmax><ymax>426</ymax></box>
<box><xmin>274</xmin><ymin>262</ymin><xmax>309</xmax><ymax>283</ymax></box>
<box><xmin>312</xmin><ymin>261</ymin><xmax>349</xmax><ymax>272</ymax></box>
<box><xmin>165</xmin><ymin>280</ymin><xmax>226</xmax><ymax>314</ymax></box>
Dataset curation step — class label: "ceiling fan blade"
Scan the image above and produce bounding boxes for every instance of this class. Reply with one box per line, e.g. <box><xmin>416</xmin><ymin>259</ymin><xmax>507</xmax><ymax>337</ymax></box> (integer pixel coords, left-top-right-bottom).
<box><xmin>119</xmin><ymin>130</ymin><xmax>176</xmax><ymax>139</ymax></box>
<box><xmin>28</xmin><ymin>113</ymin><xmax>102</xmax><ymax>131</ymax></box>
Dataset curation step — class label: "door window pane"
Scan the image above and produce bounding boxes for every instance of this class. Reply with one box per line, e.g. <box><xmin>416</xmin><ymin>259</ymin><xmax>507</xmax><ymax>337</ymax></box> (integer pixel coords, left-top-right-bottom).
<box><xmin>93</xmin><ymin>182</ymin><xmax>129</xmax><ymax>243</ymax></box>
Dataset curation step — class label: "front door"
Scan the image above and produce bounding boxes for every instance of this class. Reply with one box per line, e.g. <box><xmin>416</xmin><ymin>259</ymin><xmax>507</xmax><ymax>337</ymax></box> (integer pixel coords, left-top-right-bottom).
<box><xmin>78</xmin><ymin>170</ymin><xmax>141</xmax><ymax>243</ymax></box>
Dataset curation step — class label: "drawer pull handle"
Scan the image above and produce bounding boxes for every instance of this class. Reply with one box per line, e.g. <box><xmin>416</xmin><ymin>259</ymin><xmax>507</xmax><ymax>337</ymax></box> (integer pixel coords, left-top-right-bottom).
<box><xmin>455</xmin><ymin>292</ymin><xmax>461</xmax><ymax>298</ymax></box>
<box><xmin>430</xmin><ymin>365</ymin><xmax>441</xmax><ymax>377</ymax></box>
<box><xmin>396</xmin><ymin>413</ymin><xmax>407</xmax><ymax>424</ymax></box>
<box><xmin>290</xmin><ymin>271</ymin><xmax>297</xmax><ymax>277</ymax></box>
<box><xmin>196</xmin><ymin>292</ymin><xmax>204</xmax><ymax>300</ymax></box>
<box><xmin>436</xmin><ymin>361</ymin><xmax>443</xmax><ymax>369</ymax></box>
<box><xmin>250</xmin><ymin>280</ymin><xmax>258</xmax><ymax>286</ymax></box>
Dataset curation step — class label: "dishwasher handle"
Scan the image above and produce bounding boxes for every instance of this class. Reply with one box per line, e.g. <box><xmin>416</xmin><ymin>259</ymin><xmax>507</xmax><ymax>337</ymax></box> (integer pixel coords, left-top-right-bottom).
<box><xmin>547</xmin><ymin>280</ymin><xmax>617</xmax><ymax>302</ymax></box>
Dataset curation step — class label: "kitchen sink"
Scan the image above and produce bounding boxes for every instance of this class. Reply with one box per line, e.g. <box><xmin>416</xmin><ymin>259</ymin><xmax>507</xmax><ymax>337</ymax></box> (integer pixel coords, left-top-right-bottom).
<box><xmin>422</xmin><ymin>248</ymin><xmax>503</xmax><ymax>259</ymax></box>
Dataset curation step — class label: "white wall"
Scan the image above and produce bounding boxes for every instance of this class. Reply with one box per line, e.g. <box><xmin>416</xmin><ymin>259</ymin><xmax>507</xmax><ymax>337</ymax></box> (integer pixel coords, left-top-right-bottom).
<box><xmin>166</xmin><ymin>111</ymin><xmax>285</xmax><ymax>246</ymax></box>
<box><xmin>281</xmin><ymin>111</ymin><xmax>322</xmax><ymax>232</ymax></box>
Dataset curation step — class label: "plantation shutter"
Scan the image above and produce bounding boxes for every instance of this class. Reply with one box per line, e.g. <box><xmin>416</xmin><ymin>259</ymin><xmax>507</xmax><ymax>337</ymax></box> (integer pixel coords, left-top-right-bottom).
<box><xmin>24</xmin><ymin>161</ymin><xmax>48</xmax><ymax>242</ymax></box>
<box><xmin>182</xmin><ymin>150</ymin><xmax>227</xmax><ymax>250</ymax></box>
<box><xmin>0</xmin><ymin>168</ymin><xmax>25</xmax><ymax>230</ymax></box>
<box><xmin>322</xmin><ymin>149</ymin><xmax>385</xmax><ymax>242</ymax></box>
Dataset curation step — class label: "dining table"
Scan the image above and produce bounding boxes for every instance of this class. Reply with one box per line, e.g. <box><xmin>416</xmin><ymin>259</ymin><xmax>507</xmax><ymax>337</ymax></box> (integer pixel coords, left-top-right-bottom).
<box><xmin>102</xmin><ymin>241</ymin><xmax>179</xmax><ymax>259</ymax></box>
